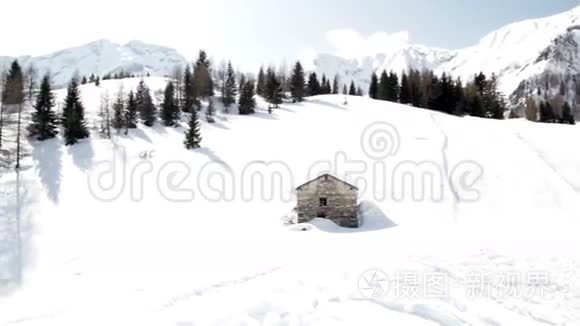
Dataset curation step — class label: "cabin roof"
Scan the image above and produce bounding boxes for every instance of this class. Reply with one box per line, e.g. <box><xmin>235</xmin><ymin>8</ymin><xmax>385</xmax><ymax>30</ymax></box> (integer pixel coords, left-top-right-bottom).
<box><xmin>296</xmin><ymin>174</ymin><xmax>359</xmax><ymax>191</ymax></box>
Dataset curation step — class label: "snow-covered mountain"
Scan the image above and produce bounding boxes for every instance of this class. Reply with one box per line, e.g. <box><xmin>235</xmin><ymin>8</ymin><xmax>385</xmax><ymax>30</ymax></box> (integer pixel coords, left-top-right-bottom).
<box><xmin>314</xmin><ymin>45</ymin><xmax>455</xmax><ymax>94</ymax></box>
<box><xmin>312</xmin><ymin>5</ymin><xmax>580</xmax><ymax>114</ymax></box>
<box><xmin>0</xmin><ymin>39</ymin><xmax>187</xmax><ymax>87</ymax></box>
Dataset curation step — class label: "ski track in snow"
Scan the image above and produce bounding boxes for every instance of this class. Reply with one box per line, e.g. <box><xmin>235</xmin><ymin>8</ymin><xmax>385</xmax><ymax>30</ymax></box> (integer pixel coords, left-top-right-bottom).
<box><xmin>514</xmin><ymin>131</ymin><xmax>580</xmax><ymax>194</ymax></box>
<box><xmin>352</xmin><ymin>298</ymin><xmax>468</xmax><ymax>326</ymax></box>
<box><xmin>429</xmin><ymin>113</ymin><xmax>460</xmax><ymax>223</ymax></box>
<box><xmin>161</xmin><ymin>267</ymin><xmax>282</xmax><ymax>310</ymax></box>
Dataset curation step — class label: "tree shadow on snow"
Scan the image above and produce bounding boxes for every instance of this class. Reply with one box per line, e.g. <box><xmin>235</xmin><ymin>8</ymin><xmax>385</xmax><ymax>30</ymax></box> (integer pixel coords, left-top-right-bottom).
<box><xmin>31</xmin><ymin>138</ymin><xmax>62</xmax><ymax>203</ymax></box>
<box><xmin>208</xmin><ymin>121</ymin><xmax>230</xmax><ymax>130</ymax></box>
<box><xmin>251</xmin><ymin>111</ymin><xmax>279</xmax><ymax>120</ymax></box>
<box><xmin>278</xmin><ymin>106</ymin><xmax>296</xmax><ymax>113</ymax></box>
<box><xmin>69</xmin><ymin>139</ymin><xmax>94</xmax><ymax>172</ymax></box>
<box><xmin>306</xmin><ymin>99</ymin><xmax>348</xmax><ymax>110</ymax></box>
<box><xmin>197</xmin><ymin>148</ymin><xmax>231</xmax><ymax>170</ymax></box>
<box><xmin>127</xmin><ymin>128</ymin><xmax>152</xmax><ymax>143</ymax></box>
<box><xmin>150</xmin><ymin>124</ymin><xmax>168</xmax><ymax>135</ymax></box>
<box><xmin>0</xmin><ymin>172</ymin><xmax>37</xmax><ymax>291</ymax></box>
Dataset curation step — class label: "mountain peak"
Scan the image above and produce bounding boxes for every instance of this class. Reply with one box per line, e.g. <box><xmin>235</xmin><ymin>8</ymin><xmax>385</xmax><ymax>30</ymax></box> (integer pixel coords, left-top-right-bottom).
<box><xmin>0</xmin><ymin>39</ymin><xmax>187</xmax><ymax>86</ymax></box>
<box><xmin>313</xmin><ymin>4</ymin><xmax>580</xmax><ymax>111</ymax></box>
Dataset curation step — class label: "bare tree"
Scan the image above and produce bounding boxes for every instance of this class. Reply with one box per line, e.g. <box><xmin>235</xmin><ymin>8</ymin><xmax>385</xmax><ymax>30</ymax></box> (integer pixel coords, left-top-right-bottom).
<box><xmin>278</xmin><ymin>61</ymin><xmax>289</xmax><ymax>93</ymax></box>
<box><xmin>0</xmin><ymin>69</ymin><xmax>6</xmax><ymax>160</ymax></box>
<box><xmin>98</xmin><ymin>92</ymin><xmax>112</xmax><ymax>139</ymax></box>
<box><xmin>212</xmin><ymin>59</ymin><xmax>227</xmax><ymax>103</ymax></box>
<box><xmin>172</xmin><ymin>65</ymin><xmax>183</xmax><ymax>111</ymax></box>
<box><xmin>24</xmin><ymin>64</ymin><xmax>38</xmax><ymax>103</ymax></box>
<box><xmin>1</xmin><ymin>62</ymin><xmax>25</xmax><ymax>170</ymax></box>
<box><xmin>525</xmin><ymin>97</ymin><xmax>538</xmax><ymax>122</ymax></box>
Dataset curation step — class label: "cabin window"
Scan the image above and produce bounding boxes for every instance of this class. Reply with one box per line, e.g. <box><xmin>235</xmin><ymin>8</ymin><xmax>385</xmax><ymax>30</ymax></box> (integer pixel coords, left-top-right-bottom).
<box><xmin>319</xmin><ymin>198</ymin><xmax>328</xmax><ymax>207</ymax></box>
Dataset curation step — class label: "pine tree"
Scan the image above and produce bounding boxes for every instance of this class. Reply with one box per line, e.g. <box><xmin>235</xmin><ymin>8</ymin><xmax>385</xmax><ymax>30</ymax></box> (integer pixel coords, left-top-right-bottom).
<box><xmin>289</xmin><ymin>61</ymin><xmax>306</xmax><ymax>102</ymax></box>
<box><xmin>474</xmin><ymin>72</ymin><xmax>487</xmax><ymax>94</ymax></box>
<box><xmin>323</xmin><ymin>77</ymin><xmax>332</xmax><ymax>94</ymax></box>
<box><xmin>239</xmin><ymin>80</ymin><xmax>256</xmax><ymax>115</ymax></box>
<box><xmin>484</xmin><ymin>73</ymin><xmax>505</xmax><ymax>119</ymax></box>
<box><xmin>89</xmin><ymin>74</ymin><xmax>95</xmax><ymax>83</ymax></box>
<box><xmin>429</xmin><ymin>72</ymin><xmax>454</xmax><ymax>114</ymax></box>
<box><xmin>349</xmin><ymin>81</ymin><xmax>356</xmax><ymax>95</ymax></box>
<box><xmin>399</xmin><ymin>72</ymin><xmax>411</xmax><ymax>104</ymax></box>
<box><xmin>468</xmin><ymin>93</ymin><xmax>485</xmax><ymax>118</ymax></box>
<box><xmin>205</xmin><ymin>98</ymin><xmax>216</xmax><ymax>123</ymax></box>
<box><xmin>61</xmin><ymin>77</ymin><xmax>89</xmax><ymax>145</ymax></box>
<box><xmin>257</xmin><ymin>67</ymin><xmax>266</xmax><ymax>97</ymax></box>
<box><xmin>161</xmin><ymin>81</ymin><xmax>179</xmax><ymax>126</ymax></box>
<box><xmin>222</xmin><ymin>61</ymin><xmax>237</xmax><ymax>112</ymax></box>
<box><xmin>489</xmin><ymin>97</ymin><xmax>505</xmax><ymax>119</ymax></box>
<box><xmin>125</xmin><ymin>90</ymin><xmax>138</xmax><ymax>129</ymax></box>
<box><xmin>265</xmin><ymin>68</ymin><xmax>283</xmax><ymax>111</ymax></box>
<box><xmin>562</xmin><ymin>102</ymin><xmax>575</xmax><ymax>124</ymax></box>
<box><xmin>540</xmin><ymin>101</ymin><xmax>556</xmax><ymax>122</ymax></box>
<box><xmin>112</xmin><ymin>89</ymin><xmax>125</xmax><ymax>134</ymax></box>
<box><xmin>28</xmin><ymin>74</ymin><xmax>58</xmax><ymax>140</ymax></box>
<box><xmin>135</xmin><ymin>80</ymin><xmax>156</xmax><ymax>126</ymax></box>
<box><xmin>321</xmin><ymin>75</ymin><xmax>328</xmax><ymax>94</ymax></box>
<box><xmin>81</xmin><ymin>76</ymin><xmax>88</xmax><ymax>85</ymax></box>
<box><xmin>426</xmin><ymin>73</ymin><xmax>440</xmax><ymax>110</ymax></box>
<box><xmin>408</xmin><ymin>69</ymin><xmax>423</xmax><ymax>108</ymax></box>
<box><xmin>369</xmin><ymin>72</ymin><xmax>379</xmax><ymax>99</ymax></box>
<box><xmin>306</xmin><ymin>72</ymin><xmax>321</xmax><ymax>96</ymax></box>
<box><xmin>183</xmin><ymin>109</ymin><xmax>202</xmax><ymax>149</ymax></box>
<box><xmin>342</xmin><ymin>84</ymin><xmax>348</xmax><ymax>95</ymax></box>
<box><xmin>377</xmin><ymin>70</ymin><xmax>389</xmax><ymax>100</ymax></box>
<box><xmin>332</xmin><ymin>76</ymin><xmax>340</xmax><ymax>94</ymax></box>
<box><xmin>387</xmin><ymin>71</ymin><xmax>400</xmax><ymax>102</ymax></box>
<box><xmin>453</xmin><ymin>78</ymin><xmax>466</xmax><ymax>115</ymax></box>
<box><xmin>194</xmin><ymin>50</ymin><xmax>213</xmax><ymax>98</ymax></box>
<box><xmin>239</xmin><ymin>73</ymin><xmax>246</xmax><ymax>91</ymax></box>
<box><xmin>95</xmin><ymin>76</ymin><xmax>101</xmax><ymax>87</ymax></box>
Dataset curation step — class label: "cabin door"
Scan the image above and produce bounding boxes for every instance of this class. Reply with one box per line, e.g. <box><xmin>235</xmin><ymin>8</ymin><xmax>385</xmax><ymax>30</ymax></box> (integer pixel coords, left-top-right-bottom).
<box><xmin>317</xmin><ymin>197</ymin><xmax>328</xmax><ymax>218</ymax></box>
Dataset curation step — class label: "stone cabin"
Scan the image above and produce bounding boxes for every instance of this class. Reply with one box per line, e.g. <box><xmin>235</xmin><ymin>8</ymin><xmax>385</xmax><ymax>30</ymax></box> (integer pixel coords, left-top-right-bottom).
<box><xmin>296</xmin><ymin>174</ymin><xmax>359</xmax><ymax>228</ymax></box>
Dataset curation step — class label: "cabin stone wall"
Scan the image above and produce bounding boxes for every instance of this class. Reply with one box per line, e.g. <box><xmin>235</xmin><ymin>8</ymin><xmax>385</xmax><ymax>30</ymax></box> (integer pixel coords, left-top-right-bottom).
<box><xmin>296</xmin><ymin>176</ymin><xmax>358</xmax><ymax>228</ymax></box>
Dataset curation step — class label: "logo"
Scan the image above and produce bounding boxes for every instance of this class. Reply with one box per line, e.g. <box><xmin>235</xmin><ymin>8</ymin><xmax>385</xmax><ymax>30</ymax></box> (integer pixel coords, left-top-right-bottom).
<box><xmin>358</xmin><ymin>269</ymin><xmax>389</xmax><ymax>299</ymax></box>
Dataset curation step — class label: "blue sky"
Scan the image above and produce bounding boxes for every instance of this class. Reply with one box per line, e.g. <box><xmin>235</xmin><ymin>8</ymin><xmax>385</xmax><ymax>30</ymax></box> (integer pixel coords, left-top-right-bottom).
<box><xmin>0</xmin><ymin>0</ymin><xmax>578</xmax><ymax>71</ymax></box>
<box><xmin>295</xmin><ymin>0</ymin><xmax>580</xmax><ymax>49</ymax></box>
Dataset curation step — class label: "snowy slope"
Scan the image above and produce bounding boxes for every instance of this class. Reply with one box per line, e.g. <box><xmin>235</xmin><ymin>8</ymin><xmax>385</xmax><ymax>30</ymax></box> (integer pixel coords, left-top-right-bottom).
<box><xmin>0</xmin><ymin>79</ymin><xmax>580</xmax><ymax>325</ymax></box>
<box><xmin>0</xmin><ymin>40</ymin><xmax>187</xmax><ymax>87</ymax></box>
<box><xmin>313</xmin><ymin>5</ymin><xmax>580</xmax><ymax>110</ymax></box>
